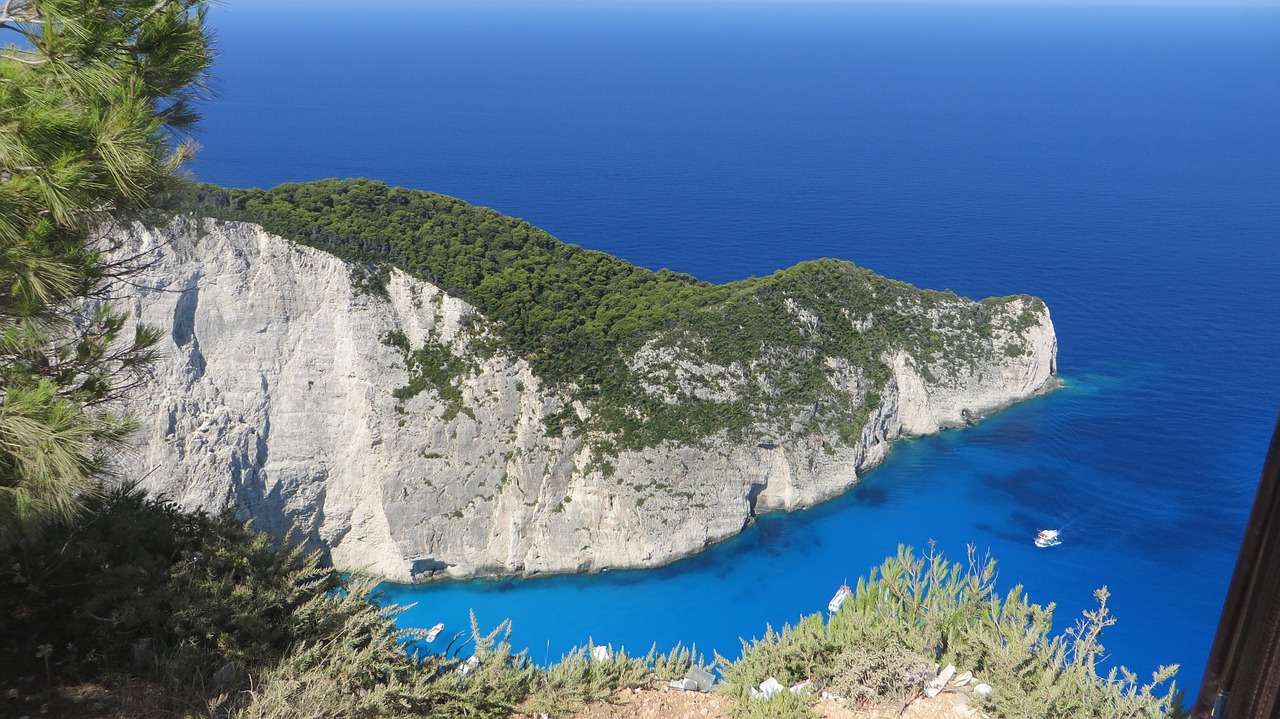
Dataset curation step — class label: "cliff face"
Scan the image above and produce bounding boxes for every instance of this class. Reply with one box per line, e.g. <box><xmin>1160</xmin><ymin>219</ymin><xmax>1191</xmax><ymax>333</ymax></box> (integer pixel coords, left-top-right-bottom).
<box><xmin>109</xmin><ymin>218</ymin><xmax>1057</xmax><ymax>581</ymax></box>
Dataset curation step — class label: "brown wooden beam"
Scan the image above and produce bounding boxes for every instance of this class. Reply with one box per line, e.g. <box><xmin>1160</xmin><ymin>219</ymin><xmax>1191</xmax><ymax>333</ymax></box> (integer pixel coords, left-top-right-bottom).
<box><xmin>1193</xmin><ymin>414</ymin><xmax>1280</xmax><ymax>718</ymax></box>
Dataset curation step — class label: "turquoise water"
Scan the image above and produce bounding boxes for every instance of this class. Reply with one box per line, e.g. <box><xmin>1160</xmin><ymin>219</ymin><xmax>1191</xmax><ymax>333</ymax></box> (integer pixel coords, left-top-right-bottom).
<box><xmin>376</xmin><ymin>372</ymin><xmax>1235</xmax><ymax>679</ymax></box>
<box><xmin>195</xmin><ymin>0</ymin><xmax>1280</xmax><ymax>685</ymax></box>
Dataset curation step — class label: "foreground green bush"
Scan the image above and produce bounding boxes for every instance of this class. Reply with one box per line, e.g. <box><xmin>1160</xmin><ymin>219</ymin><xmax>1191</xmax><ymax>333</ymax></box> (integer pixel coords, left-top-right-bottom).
<box><xmin>0</xmin><ymin>489</ymin><xmax>694</xmax><ymax>718</ymax></box>
<box><xmin>716</xmin><ymin>544</ymin><xmax>1182</xmax><ymax>719</ymax></box>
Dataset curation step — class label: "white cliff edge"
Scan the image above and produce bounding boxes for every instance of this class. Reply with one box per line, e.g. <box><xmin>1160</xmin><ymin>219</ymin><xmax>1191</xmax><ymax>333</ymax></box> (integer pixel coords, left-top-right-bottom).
<box><xmin>108</xmin><ymin>219</ymin><xmax>1058</xmax><ymax>582</ymax></box>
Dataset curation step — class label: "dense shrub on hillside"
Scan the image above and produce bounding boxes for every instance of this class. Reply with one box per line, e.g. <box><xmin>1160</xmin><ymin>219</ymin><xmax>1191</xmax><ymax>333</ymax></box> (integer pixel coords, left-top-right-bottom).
<box><xmin>172</xmin><ymin>179</ymin><xmax>718</xmax><ymax>388</ymax></box>
<box><xmin>716</xmin><ymin>545</ymin><xmax>1182</xmax><ymax>719</ymax></box>
<box><xmin>1</xmin><ymin>489</ymin><xmax>371</xmax><ymax>714</ymax></box>
<box><xmin>170</xmin><ymin>180</ymin><xmax>1041</xmax><ymax>449</ymax></box>
<box><xmin>0</xmin><ymin>491</ymin><xmax>694</xmax><ymax>717</ymax></box>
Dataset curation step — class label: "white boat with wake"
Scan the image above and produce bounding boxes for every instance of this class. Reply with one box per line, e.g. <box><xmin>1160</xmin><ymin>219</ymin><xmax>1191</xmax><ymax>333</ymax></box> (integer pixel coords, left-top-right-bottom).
<box><xmin>1035</xmin><ymin>529</ymin><xmax>1062</xmax><ymax>548</ymax></box>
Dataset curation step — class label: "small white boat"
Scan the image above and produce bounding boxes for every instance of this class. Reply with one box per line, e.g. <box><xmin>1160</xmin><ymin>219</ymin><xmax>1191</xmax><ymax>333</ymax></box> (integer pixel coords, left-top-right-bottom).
<box><xmin>424</xmin><ymin>622</ymin><xmax>444</xmax><ymax>642</ymax></box>
<box><xmin>828</xmin><ymin>584</ymin><xmax>852</xmax><ymax>613</ymax></box>
<box><xmin>1035</xmin><ymin>529</ymin><xmax>1062</xmax><ymax>548</ymax></box>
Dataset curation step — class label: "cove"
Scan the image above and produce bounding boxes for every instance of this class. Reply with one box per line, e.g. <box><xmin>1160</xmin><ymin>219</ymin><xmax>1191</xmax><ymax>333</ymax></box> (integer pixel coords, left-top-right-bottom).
<box><xmin>377</xmin><ymin>371</ymin><xmax>1221</xmax><ymax>681</ymax></box>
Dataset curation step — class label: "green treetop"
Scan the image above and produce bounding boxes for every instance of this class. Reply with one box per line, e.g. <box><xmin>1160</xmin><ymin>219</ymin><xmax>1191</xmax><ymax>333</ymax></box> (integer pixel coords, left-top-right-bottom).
<box><xmin>0</xmin><ymin>0</ymin><xmax>213</xmax><ymax>545</ymax></box>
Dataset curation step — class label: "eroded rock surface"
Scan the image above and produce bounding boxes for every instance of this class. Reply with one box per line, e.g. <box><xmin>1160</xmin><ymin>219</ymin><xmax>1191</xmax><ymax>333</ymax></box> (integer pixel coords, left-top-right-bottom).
<box><xmin>109</xmin><ymin>219</ymin><xmax>1057</xmax><ymax>581</ymax></box>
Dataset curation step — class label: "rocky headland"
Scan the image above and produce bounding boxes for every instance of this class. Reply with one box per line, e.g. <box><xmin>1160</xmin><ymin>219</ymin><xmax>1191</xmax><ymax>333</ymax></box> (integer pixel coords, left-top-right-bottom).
<box><xmin>105</xmin><ymin>181</ymin><xmax>1058</xmax><ymax>581</ymax></box>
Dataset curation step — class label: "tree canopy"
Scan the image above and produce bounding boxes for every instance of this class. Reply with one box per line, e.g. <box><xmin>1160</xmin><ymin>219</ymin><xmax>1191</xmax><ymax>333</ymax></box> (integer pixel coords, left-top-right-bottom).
<box><xmin>0</xmin><ymin>0</ymin><xmax>213</xmax><ymax>545</ymax></box>
<box><xmin>178</xmin><ymin>180</ymin><xmax>1041</xmax><ymax>451</ymax></box>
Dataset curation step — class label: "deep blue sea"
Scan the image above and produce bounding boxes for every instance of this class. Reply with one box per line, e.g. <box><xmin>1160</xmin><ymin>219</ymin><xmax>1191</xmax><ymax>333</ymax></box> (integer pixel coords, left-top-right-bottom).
<box><xmin>195</xmin><ymin>0</ymin><xmax>1280</xmax><ymax>689</ymax></box>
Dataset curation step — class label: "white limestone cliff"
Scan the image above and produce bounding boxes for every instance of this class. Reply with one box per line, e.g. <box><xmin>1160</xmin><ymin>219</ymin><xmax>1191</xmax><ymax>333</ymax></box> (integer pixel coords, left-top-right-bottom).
<box><xmin>107</xmin><ymin>218</ymin><xmax>1058</xmax><ymax>582</ymax></box>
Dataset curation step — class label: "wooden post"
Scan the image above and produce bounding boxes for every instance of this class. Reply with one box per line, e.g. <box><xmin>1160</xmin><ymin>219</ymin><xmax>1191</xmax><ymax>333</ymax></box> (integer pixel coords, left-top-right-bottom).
<box><xmin>1193</xmin><ymin>415</ymin><xmax>1280</xmax><ymax>718</ymax></box>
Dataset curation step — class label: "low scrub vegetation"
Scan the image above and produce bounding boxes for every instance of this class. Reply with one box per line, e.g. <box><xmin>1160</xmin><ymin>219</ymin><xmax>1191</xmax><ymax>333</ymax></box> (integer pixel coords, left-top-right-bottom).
<box><xmin>0</xmin><ymin>489</ymin><xmax>694</xmax><ymax>718</ymax></box>
<box><xmin>716</xmin><ymin>544</ymin><xmax>1182</xmax><ymax>719</ymax></box>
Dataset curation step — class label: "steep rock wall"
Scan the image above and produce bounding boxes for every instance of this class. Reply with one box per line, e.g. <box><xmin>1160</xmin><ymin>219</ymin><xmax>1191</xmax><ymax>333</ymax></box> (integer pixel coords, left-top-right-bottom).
<box><xmin>109</xmin><ymin>219</ymin><xmax>1058</xmax><ymax>581</ymax></box>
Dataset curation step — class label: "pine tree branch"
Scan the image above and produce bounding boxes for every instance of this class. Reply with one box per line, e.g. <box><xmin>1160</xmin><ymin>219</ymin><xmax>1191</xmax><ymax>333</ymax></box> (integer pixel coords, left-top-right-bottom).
<box><xmin>128</xmin><ymin>0</ymin><xmax>188</xmax><ymax>37</ymax></box>
<box><xmin>0</xmin><ymin>51</ymin><xmax>49</xmax><ymax>65</ymax></box>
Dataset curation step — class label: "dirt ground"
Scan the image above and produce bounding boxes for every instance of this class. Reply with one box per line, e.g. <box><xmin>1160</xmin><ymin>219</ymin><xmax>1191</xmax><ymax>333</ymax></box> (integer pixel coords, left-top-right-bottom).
<box><xmin>562</xmin><ymin>684</ymin><xmax>983</xmax><ymax>719</ymax></box>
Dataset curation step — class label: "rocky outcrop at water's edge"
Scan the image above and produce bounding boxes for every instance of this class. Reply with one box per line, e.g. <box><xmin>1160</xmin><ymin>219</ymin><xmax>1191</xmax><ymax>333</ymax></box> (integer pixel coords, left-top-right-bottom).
<box><xmin>107</xmin><ymin>218</ymin><xmax>1058</xmax><ymax>582</ymax></box>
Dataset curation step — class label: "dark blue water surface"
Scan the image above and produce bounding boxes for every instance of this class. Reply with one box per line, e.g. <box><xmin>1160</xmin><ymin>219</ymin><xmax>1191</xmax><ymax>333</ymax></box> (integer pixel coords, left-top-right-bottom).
<box><xmin>195</xmin><ymin>0</ymin><xmax>1280</xmax><ymax>687</ymax></box>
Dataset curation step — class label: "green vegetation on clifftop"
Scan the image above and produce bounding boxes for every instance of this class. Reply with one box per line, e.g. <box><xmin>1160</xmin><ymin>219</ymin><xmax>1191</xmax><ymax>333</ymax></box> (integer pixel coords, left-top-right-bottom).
<box><xmin>173</xmin><ymin>179</ymin><xmax>1046</xmax><ymax>449</ymax></box>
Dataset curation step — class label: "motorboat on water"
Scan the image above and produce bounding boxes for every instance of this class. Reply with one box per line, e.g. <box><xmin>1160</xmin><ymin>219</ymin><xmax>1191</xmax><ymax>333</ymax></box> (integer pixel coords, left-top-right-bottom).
<box><xmin>828</xmin><ymin>584</ymin><xmax>852</xmax><ymax>614</ymax></box>
<box><xmin>1035</xmin><ymin>529</ymin><xmax>1062</xmax><ymax>548</ymax></box>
